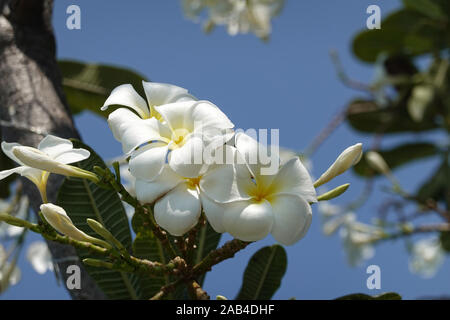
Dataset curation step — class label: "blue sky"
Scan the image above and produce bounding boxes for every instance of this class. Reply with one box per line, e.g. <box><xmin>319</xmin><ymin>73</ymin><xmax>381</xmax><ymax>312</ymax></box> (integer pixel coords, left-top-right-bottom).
<box><xmin>2</xmin><ymin>0</ymin><xmax>449</xmax><ymax>300</ymax></box>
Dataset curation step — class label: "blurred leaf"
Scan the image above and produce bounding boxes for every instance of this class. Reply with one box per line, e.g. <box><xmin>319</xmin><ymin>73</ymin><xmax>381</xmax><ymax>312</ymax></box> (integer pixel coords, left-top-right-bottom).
<box><xmin>346</xmin><ymin>99</ymin><xmax>439</xmax><ymax>134</ymax></box>
<box><xmin>352</xmin><ymin>9</ymin><xmax>442</xmax><ymax>63</ymax></box>
<box><xmin>439</xmin><ymin>232</ymin><xmax>450</xmax><ymax>252</ymax></box>
<box><xmin>416</xmin><ymin>160</ymin><xmax>450</xmax><ymax>204</ymax></box>
<box><xmin>56</xmin><ymin>140</ymin><xmax>140</xmax><ymax>299</ymax></box>
<box><xmin>354</xmin><ymin>142</ymin><xmax>438</xmax><ymax>177</ymax></box>
<box><xmin>403</xmin><ymin>0</ymin><xmax>447</xmax><ymax>20</ymax></box>
<box><xmin>59</xmin><ymin>60</ymin><xmax>148</xmax><ymax>118</ymax></box>
<box><xmin>336</xmin><ymin>292</ymin><xmax>402</xmax><ymax>300</ymax></box>
<box><xmin>236</xmin><ymin>245</ymin><xmax>287</xmax><ymax>300</ymax></box>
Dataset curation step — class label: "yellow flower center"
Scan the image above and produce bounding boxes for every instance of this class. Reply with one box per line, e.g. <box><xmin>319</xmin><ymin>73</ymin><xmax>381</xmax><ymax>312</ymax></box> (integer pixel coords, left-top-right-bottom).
<box><xmin>185</xmin><ymin>176</ymin><xmax>202</xmax><ymax>189</ymax></box>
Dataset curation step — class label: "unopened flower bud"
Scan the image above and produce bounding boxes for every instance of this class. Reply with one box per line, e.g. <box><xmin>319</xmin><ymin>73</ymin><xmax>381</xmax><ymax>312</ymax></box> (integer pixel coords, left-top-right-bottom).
<box><xmin>314</xmin><ymin>143</ymin><xmax>362</xmax><ymax>187</ymax></box>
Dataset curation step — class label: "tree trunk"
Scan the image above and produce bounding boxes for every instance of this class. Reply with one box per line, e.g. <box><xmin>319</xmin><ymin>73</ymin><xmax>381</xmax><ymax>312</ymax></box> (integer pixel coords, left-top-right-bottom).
<box><xmin>0</xmin><ymin>0</ymin><xmax>105</xmax><ymax>299</ymax></box>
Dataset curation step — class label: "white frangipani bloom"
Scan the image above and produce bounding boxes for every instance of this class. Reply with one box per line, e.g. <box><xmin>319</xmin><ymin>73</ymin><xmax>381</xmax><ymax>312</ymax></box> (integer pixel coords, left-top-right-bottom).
<box><xmin>103</xmin><ymin>82</ymin><xmax>234</xmax><ymax>180</ymax></box>
<box><xmin>182</xmin><ymin>0</ymin><xmax>284</xmax><ymax>40</ymax></box>
<box><xmin>0</xmin><ymin>135</ymin><xmax>91</xmax><ymax>202</ymax></box>
<box><xmin>409</xmin><ymin>237</ymin><xmax>444</xmax><ymax>278</ymax></box>
<box><xmin>124</xmin><ymin>100</ymin><xmax>234</xmax><ymax>180</ymax></box>
<box><xmin>201</xmin><ymin>133</ymin><xmax>316</xmax><ymax>245</ymax></box>
<box><xmin>102</xmin><ymin>82</ymin><xmax>196</xmax><ymax>152</ymax></box>
<box><xmin>339</xmin><ymin>214</ymin><xmax>383</xmax><ymax>266</ymax></box>
<box><xmin>314</xmin><ymin>143</ymin><xmax>362</xmax><ymax>187</ymax></box>
<box><xmin>26</xmin><ymin>241</ymin><xmax>54</xmax><ymax>275</ymax></box>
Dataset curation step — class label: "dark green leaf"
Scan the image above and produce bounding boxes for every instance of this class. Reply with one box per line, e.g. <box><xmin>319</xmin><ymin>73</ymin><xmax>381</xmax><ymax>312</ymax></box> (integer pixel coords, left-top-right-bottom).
<box><xmin>236</xmin><ymin>245</ymin><xmax>287</xmax><ymax>300</ymax></box>
<box><xmin>403</xmin><ymin>0</ymin><xmax>447</xmax><ymax>20</ymax></box>
<box><xmin>56</xmin><ymin>140</ymin><xmax>140</xmax><ymax>299</ymax></box>
<box><xmin>131</xmin><ymin>209</ymin><xmax>171</xmax><ymax>299</ymax></box>
<box><xmin>59</xmin><ymin>60</ymin><xmax>148</xmax><ymax>117</ymax></box>
<box><xmin>346</xmin><ymin>99</ymin><xmax>439</xmax><ymax>134</ymax></box>
<box><xmin>416</xmin><ymin>161</ymin><xmax>450</xmax><ymax>205</ymax></box>
<box><xmin>352</xmin><ymin>9</ymin><xmax>442</xmax><ymax>63</ymax></box>
<box><xmin>192</xmin><ymin>221</ymin><xmax>222</xmax><ymax>286</ymax></box>
<box><xmin>439</xmin><ymin>232</ymin><xmax>450</xmax><ymax>252</ymax></box>
<box><xmin>354</xmin><ymin>142</ymin><xmax>438</xmax><ymax>177</ymax></box>
<box><xmin>336</xmin><ymin>292</ymin><xmax>402</xmax><ymax>300</ymax></box>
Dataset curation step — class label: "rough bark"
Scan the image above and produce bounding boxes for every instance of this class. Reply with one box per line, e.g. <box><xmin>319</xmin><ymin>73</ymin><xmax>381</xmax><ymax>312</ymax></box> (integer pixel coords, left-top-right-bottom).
<box><xmin>0</xmin><ymin>0</ymin><xmax>105</xmax><ymax>299</ymax></box>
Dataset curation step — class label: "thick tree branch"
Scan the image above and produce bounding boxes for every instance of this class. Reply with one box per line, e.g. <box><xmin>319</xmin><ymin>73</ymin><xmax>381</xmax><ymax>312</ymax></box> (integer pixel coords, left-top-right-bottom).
<box><xmin>0</xmin><ymin>0</ymin><xmax>105</xmax><ymax>299</ymax></box>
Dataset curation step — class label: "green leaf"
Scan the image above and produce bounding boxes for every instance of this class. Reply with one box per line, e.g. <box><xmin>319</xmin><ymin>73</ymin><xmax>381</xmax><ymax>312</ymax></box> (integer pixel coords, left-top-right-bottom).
<box><xmin>336</xmin><ymin>292</ymin><xmax>402</xmax><ymax>300</ymax></box>
<box><xmin>403</xmin><ymin>0</ymin><xmax>447</xmax><ymax>20</ymax></box>
<box><xmin>346</xmin><ymin>99</ymin><xmax>439</xmax><ymax>134</ymax></box>
<box><xmin>352</xmin><ymin>9</ymin><xmax>440</xmax><ymax>63</ymax></box>
<box><xmin>192</xmin><ymin>221</ymin><xmax>222</xmax><ymax>286</ymax></box>
<box><xmin>236</xmin><ymin>245</ymin><xmax>287</xmax><ymax>300</ymax></box>
<box><xmin>416</xmin><ymin>160</ymin><xmax>450</xmax><ymax>205</ymax></box>
<box><xmin>131</xmin><ymin>209</ymin><xmax>171</xmax><ymax>299</ymax></box>
<box><xmin>439</xmin><ymin>232</ymin><xmax>450</xmax><ymax>252</ymax></box>
<box><xmin>354</xmin><ymin>143</ymin><xmax>438</xmax><ymax>177</ymax></box>
<box><xmin>59</xmin><ymin>60</ymin><xmax>148</xmax><ymax>117</ymax></box>
<box><xmin>56</xmin><ymin>140</ymin><xmax>140</xmax><ymax>299</ymax></box>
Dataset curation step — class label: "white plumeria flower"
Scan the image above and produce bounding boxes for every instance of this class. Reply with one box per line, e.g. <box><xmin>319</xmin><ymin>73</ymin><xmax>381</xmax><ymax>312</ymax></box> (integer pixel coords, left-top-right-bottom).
<box><xmin>103</xmin><ymin>82</ymin><xmax>234</xmax><ymax>180</ymax></box>
<box><xmin>26</xmin><ymin>241</ymin><xmax>54</xmax><ymax>275</ymax></box>
<box><xmin>409</xmin><ymin>237</ymin><xmax>444</xmax><ymax>278</ymax></box>
<box><xmin>0</xmin><ymin>244</ymin><xmax>21</xmax><ymax>292</ymax></box>
<box><xmin>134</xmin><ymin>162</ymin><xmax>227</xmax><ymax>236</ymax></box>
<box><xmin>314</xmin><ymin>143</ymin><xmax>362</xmax><ymax>188</ymax></box>
<box><xmin>182</xmin><ymin>0</ymin><xmax>284</xmax><ymax>39</ymax></box>
<box><xmin>339</xmin><ymin>214</ymin><xmax>382</xmax><ymax>266</ymax></box>
<box><xmin>102</xmin><ymin>82</ymin><xmax>195</xmax><ymax>151</ymax></box>
<box><xmin>126</xmin><ymin>100</ymin><xmax>234</xmax><ymax>180</ymax></box>
<box><xmin>0</xmin><ymin>135</ymin><xmax>91</xmax><ymax>202</ymax></box>
<box><xmin>200</xmin><ymin>133</ymin><xmax>316</xmax><ymax>245</ymax></box>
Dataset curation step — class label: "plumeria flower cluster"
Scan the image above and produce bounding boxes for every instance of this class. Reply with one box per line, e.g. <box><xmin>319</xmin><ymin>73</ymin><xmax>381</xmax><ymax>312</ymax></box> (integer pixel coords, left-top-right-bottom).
<box><xmin>182</xmin><ymin>0</ymin><xmax>284</xmax><ymax>40</ymax></box>
<box><xmin>318</xmin><ymin>199</ymin><xmax>384</xmax><ymax>266</ymax></box>
<box><xmin>0</xmin><ymin>81</ymin><xmax>362</xmax><ymax>249</ymax></box>
<box><xmin>102</xmin><ymin>81</ymin><xmax>362</xmax><ymax>246</ymax></box>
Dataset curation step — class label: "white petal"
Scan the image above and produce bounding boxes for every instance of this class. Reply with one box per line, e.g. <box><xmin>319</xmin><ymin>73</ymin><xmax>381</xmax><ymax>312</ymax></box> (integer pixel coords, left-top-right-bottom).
<box><xmin>37</xmin><ymin>135</ymin><xmax>73</xmax><ymax>158</ymax></box>
<box><xmin>101</xmin><ymin>84</ymin><xmax>150</xmax><ymax>119</ymax></box>
<box><xmin>269</xmin><ymin>194</ymin><xmax>312</xmax><ymax>246</ymax></box>
<box><xmin>223</xmin><ymin>200</ymin><xmax>274</xmax><ymax>242</ymax></box>
<box><xmin>120</xmin><ymin>118</ymin><xmax>171</xmax><ymax>154</ymax></box>
<box><xmin>235</xmin><ymin>132</ymin><xmax>278</xmax><ymax>184</ymax></box>
<box><xmin>200</xmin><ymin>146</ymin><xmax>253</xmax><ymax>203</ymax></box>
<box><xmin>142</xmin><ymin>81</ymin><xmax>195</xmax><ymax>106</ymax></box>
<box><xmin>0</xmin><ymin>166</ymin><xmax>27</xmax><ymax>180</ymax></box>
<box><xmin>26</xmin><ymin>241</ymin><xmax>53</xmax><ymax>274</ymax></box>
<box><xmin>168</xmin><ymin>136</ymin><xmax>208</xmax><ymax>178</ymax></box>
<box><xmin>155</xmin><ymin>100</ymin><xmax>196</xmax><ymax>132</ymax></box>
<box><xmin>189</xmin><ymin>100</ymin><xmax>234</xmax><ymax>132</ymax></box>
<box><xmin>129</xmin><ymin>143</ymin><xmax>169</xmax><ymax>181</ymax></box>
<box><xmin>107</xmin><ymin>108</ymin><xmax>141</xmax><ymax>141</ymax></box>
<box><xmin>54</xmin><ymin>149</ymin><xmax>90</xmax><ymax>164</ymax></box>
<box><xmin>199</xmin><ymin>193</ymin><xmax>226</xmax><ymax>233</ymax></box>
<box><xmin>154</xmin><ymin>184</ymin><xmax>201</xmax><ymax>236</ymax></box>
<box><xmin>268</xmin><ymin>158</ymin><xmax>317</xmax><ymax>203</ymax></box>
<box><xmin>1</xmin><ymin>142</ymin><xmax>24</xmax><ymax>165</ymax></box>
<box><xmin>135</xmin><ymin>165</ymin><xmax>183</xmax><ymax>204</ymax></box>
